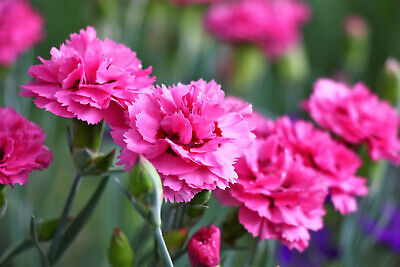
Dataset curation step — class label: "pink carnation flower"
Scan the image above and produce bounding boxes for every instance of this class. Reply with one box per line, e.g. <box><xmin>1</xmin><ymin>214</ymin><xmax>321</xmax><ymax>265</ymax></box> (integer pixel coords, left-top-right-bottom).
<box><xmin>0</xmin><ymin>0</ymin><xmax>44</xmax><ymax>66</ymax></box>
<box><xmin>21</xmin><ymin>26</ymin><xmax>155</xmax><ymax>126</ymax></box>
<box><xmin>112</xmin><ymin>80</ymin><xmax>255</xmax><ymax>202</ymax></box>
<box><xmin>0</xmin><ymin>107</ymin><xmax>53</xmax><ymax>186</ymax></box>
<box><xmin>216</xmin><ymin>115</ymin><xmax>368</xmax><ymax>250</ymax></box>
<box><xmin>188</xmin><ymin>225</ymin><xmax>221</xmax><ymax>267</ymax></box>
<box><xmin>303</xmin><ymin>79</ymin><xmax>400</xmax><ymax>164</ymax></box>
<box><xmin>204</xmin><ymin>0</ymin><xmax>310</xmax><ymax>59</ymax></box>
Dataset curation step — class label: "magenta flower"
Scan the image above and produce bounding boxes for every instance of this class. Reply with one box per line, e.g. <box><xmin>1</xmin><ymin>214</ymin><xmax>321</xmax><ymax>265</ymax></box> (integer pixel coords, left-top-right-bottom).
<box><xmin>21</xmin><ymin>26</ymin><xmax>155</xmax><ymax>125</ymax></box>
<box><xmin>204</xmin><ymin>0</ymin><xmax>310</xmax><ymax>59</ymax></box>
<box><xmin>188</xmin><ymin>225</ymin><xmax>220</xmax><ymax>267</ymax></box>
<box><xmin>0</xmin><ymin>0</ymin><xmax>44</xmax><ymax>66</ymax></box>
<box><xmin>303</xmin><ymin>79</ymin><xmax>400</xmax><ymax>164</ymax></box>
<box><xmin>0</xmin><ymin>107</ymin><xmax>53</xmax><ymax>186</ymax></box>
<box><xmin>216</xmin><ymin>116</ymin><xmax>368</xmax><ymax>251</ymax></box>
<box><xmin>112</xmin><ymin>80</ymin><xmax>255</xmax><ymax>202</ymax></box>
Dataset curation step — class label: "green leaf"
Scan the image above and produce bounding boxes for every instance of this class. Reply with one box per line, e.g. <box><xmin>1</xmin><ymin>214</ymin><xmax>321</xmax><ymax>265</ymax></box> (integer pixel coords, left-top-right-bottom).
<box><xmin>50</xmin><ymin>176</ymin><xmax>110</xmax><ymax>265</ymax></box>
<box><xmin>29</xmin><ymin>216</ymin><xmax>50</xmax><ymax>267</ymax></box>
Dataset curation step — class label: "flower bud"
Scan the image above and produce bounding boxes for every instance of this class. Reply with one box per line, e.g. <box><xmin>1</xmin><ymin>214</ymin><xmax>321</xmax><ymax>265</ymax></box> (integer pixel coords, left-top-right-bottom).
<box><xmin>0</xmin><ymin>185</ymin><xmax>7</xmax><ymax>218</ymax></box>
<box><xmin>189</xmin><ymin>190</ymin><xmax>211</xmax><ymax>206</ymax></box>
<box><xmin>188</xmin><ymin>225</ymin><xmax>221</xmax><ymax>267</ymax></box>
<box><xmin>93</xmin><ymin>149</ymin><xmax>116</xmax><ymax>173</ymax></box>
<box><xmin>380</xmin><ymin>58</ymin><xmax>400</xmax><ymax>108</ymax></box>
<box><xmin>276</xmin><ymin>43</ymin><xmax>309</xmax><ymax>83</ymax></box>
<box><xmin>71</xmin><ymin>119</ymin><xmax>105</xmax><ymax>152</ymax></box>
<box><xmin>127</xmin><ymin>155</ymin><xmax>163</xmax><ymax>227</ymax></box>
<box><xmin>108</xmin><ymin>227</ymin><xmax>134</xmax><ymax>267</ymax></box>
<box><xmin>344</xmin><ymin>15</ymin><xmax>370</xmax><ymax>76</ymax></box>
<box><xmin>72</xmin><ymin>148</ymin><xmax>94</xmax><ymax>174</ymax></box>
<box><xmin>36</xmin><ymin>216</ymin><xmax>73</xmax><ymax>241</ymax></box>
<box><xmin>164</xmin><ymin>227</ymin><xmax>189</xmax><ymax>255</ymax></box>
<box><xmin>186</xmin><ymin>190</ymin><xmax>211</xmax><ymax>220</ymax></box>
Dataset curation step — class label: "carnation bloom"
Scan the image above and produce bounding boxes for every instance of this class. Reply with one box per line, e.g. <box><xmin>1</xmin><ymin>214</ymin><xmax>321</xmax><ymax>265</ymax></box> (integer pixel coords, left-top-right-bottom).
<box><xmin>303</xmin><ymin>79</ymin><xmax>400</xmax><ymax>164</ymax></box>
<box><xmin>21</xmin><ymin>26</ymin><xmax>155</xmax><ymax>125</ymax></box>
<box><xmin>0</xmin><ymin>0</ymin><xmax>44</xmax><ymax>65</ymax></box>
<box><xmin>216</xmin><ymin>115</ymin><xmax>367</xmax><ymax>251</ymax></box>
<box><xmin>0</xmin><ymin>107</ymin><xmax>53</xmax><ymax>186</ymax></box>
<box><xmin>112</xmin><ymin>79</ymin><xmax>255</xmax><ymax>202</ymax></box>
<box><xmin>188</xmin><ymin>224</ymin><xmax>220</xmax><ymax>267</ymax></box>
<box><xmin>204</xmin><ymin>0</ymin><xmax>310</xmax><ymax>59</ymax></box>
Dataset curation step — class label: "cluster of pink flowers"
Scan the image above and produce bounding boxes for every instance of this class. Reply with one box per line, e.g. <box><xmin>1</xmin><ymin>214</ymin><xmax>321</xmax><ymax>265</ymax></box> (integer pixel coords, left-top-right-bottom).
<box><xmin>188</xmin><ymin>224</ymin><xmax>221</xmax><ymax>267</ymax></box>
<box><xmin>216</xmin><ymin>113</ymin><xmax>367</xmax><ymax>251</ymax></box>
<box><xmin>21</xmin><ymin>26</ymin><xmax>155</xmax><ymax>125</ymax></box>
<box><xmin>0</xmin><ymin>107</ymin><xmax>52</xmax><ymax>186</ymax></box>
<box><xmin>112</xmin><ymin>80</ymin><xmax>255</xmax><ymax>202</ymax></box>
<box><xmin>0</xmin><ymin>0</ymin><xmax>44</xmax><ymax>66</ymax></box>
<box><xmin>303</xmin><ymin>79</ymin><xmax>400</xmax><ymax>164</ymax></box>
<box><xmin>204</xmin><ymin>0</ymin><xmax>310</xmax><ymax>59</ymax></box>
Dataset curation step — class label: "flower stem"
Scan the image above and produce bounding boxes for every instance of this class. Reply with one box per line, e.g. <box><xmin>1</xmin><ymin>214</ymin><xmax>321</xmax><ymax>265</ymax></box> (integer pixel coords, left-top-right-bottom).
<box><xmin>0</xmin><ymin>238</ymin><xmax>33</xmax><ymax>265</ymax></box>
<box><xmin>48</xmin><ymin>173</ymin><xmax>82</xmax><ymax>262</ymax></box>
<box><xmin>154</xmin><ymin>227</ymin><xmax>174</xmax><ymax>267</ymax></box>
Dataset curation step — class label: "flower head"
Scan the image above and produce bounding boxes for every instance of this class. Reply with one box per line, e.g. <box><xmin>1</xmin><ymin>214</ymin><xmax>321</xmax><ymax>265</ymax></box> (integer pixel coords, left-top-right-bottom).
<box><xmin>216</xmin><ymin>115</ymin><xmax>367</xmax><ymax>251</ymax></box>
<box><xmin>21</xmin><ymin>26</ymin><xmax>155</xmax><ymax>125</ymax></box>
<box><xmin>0</xmin><ymin>107</ymin><xmax>52</xmax><ymax>186</ymax></box>
<box><xmin>0</xmin><ymin>0</ymin><xmax>44</xmax><ymax>65</ymax></box>
<box><xmin>204</xmin><ymin>0</ymin><xmax>310</xmax><ymax>59</ymax></box>
<box><xmin>188</xmin><ymin>224</ymin><xmax>221</xmax><ymax>267</ymax></box>
<box><xmin>303</xmin><ymin>79</ymin><xmax>400</xmax><ymax>164</ymax></box>
<box><xmin>112</xmin><ymin>79</ymin><xmax>255</xmax><ymax>202</ymax></box>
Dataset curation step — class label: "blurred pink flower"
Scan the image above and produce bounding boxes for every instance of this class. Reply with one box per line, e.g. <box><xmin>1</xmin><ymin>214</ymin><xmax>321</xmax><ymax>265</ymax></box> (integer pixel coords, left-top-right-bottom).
<box><xmin>303</xmin><ymin>79</ymin><xmax>400</xmax><ymax>164</ymax></box>
<box><xmin>0</xmin><ymin>107</ymin><xmax>52</xmax><ymax>186</ymax></box>
<box><xmin>21</xmin><ymin>26</ymin><xmax>155</xmax><ymax>125</ymax></box>
<box><xmin>216</xmin><ymin>116</ymin><xmax>368</xmax><ymax>251</ymax></box>
<box><xmin>0</xmin><ymin>0</ymin><xmax>44</xmax><ymax>66</ymax></box>
<box><xmin>204</xmin><ymin>0</ymin><xmax>310</xmax><ymax>59</ymax></box>
<box><xmin>112</xmin><ymin>80</ymin><xmax>255</xmax><ymax>202</ymax></box>
<box><xmin>345</xmin><ymin>15</ymin><xmax>369</xmax><ymax>38</ymax></box>
<box><xmin>188</xmin><ymin>225</ymin><xmax>220</xmax><ymax>267</ymax></box>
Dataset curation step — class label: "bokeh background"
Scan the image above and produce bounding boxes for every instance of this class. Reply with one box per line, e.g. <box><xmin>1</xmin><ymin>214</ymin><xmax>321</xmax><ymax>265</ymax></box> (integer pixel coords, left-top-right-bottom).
<box><xmin>0</xmin><ymin>0</ymin><xmax>399</xmax><ymax>266</ymax></box>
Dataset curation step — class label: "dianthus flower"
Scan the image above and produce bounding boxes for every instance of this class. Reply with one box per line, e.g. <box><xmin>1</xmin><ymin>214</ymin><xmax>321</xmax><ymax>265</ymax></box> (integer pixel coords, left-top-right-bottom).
<box><xmin>188</xmin><ymin>225</ymin><xmax>221</xmax><ymax>267</ymax></box>
<box><xmin>21</xmin><ymin>26</ymin><xmax>155</xmax><ymax>125</ymax></box>
<box><xmin>112</xmin><ymin>79</ymin><xmax>255</xmax><ymax>202</ymax></box>
<box><xmin>216</xmin><ymin>115</ymin><xmax>367</xmax><ymax>251</ymax></box>
<box><xmin>204</xmin><ymin>0</ymin><xmax>310</xmax><ymax>59</ymax></box>
<box><xmin>0</xmin><ymin>0</ymin><xmax>44</xmax><ymax>66</ymax></box>
<box><xmin>0</xmin><ymin>107</ymin><xmax>53</xmax><ymax>186</ymax></box>
<box><xmin>303</xmin><ymin>79</ymin><xmax>400</xmax><ymax>164</ymax></box>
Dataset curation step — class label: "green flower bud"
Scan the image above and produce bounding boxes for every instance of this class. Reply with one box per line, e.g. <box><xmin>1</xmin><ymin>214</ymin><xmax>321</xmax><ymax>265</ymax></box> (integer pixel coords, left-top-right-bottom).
<box><xmin>164</xmin><ymin>227</ymin><xmax>188</xmax><ymax>255</ymax></box>
<box><xmin>36</xmin><ymin>216</ymin><xmax>73</xmax><ymax>241</ymax></box>
<box><xmin>127</xmin><ymin>155</ymin><xmax>163</xmax><ymax>227</ymax></box>
<box><xmin>72</xmin><ymin>148</ymin><xmax>94</xmax><ymax>174</ymax></box>
<box><xmin>108</xmin><ymin>227</ymin><xmax>134</xmax><ymax>267</ymax></box>
<box><xmin>380</xmin><ymin>58</ymin><xmax>400</xmax><ymax>109</ymax></box>
<box><xmin>93</xmin><ymin>149</ymin><xmax>116</xmax><ymax>173</ymax></box>
<box><xmin>276</xmin><ymin>43</ymin><xmax>309</xmax><ymax>84</ymax></box>
<box><xmin>0</xmin><ymin>185</ymin><xmax>7</xmax><ymax>218</ymax></box>
<box><xmin>189</xmin><ymin>190</ymin><xmax>211</xmax><ymax>206</ymax></box>
<box><xmin>344</xmin><ymin>15</ymin><xmax>370</xmax><ymax>77</ymax></box>
<box><xmin>71</xmin><ymin>119</ymin><xmax>105</xmax><ymax>152</ymax></box>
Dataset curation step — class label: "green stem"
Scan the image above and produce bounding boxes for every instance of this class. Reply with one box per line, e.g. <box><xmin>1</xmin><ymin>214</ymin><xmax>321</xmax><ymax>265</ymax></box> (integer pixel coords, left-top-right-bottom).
<box><xmin>154</xmin><ymin>227</ymin><xmax>174</xmax><ymax>267</ymax></box>
<box><xmin>30</xmin><ymin>216</ymin><xmax>50</xmax><ymax>267</ymax></box>
<box><xmin>48</xmin><ymin>173</ymin><xmax>82</xmax><ymax>262</ymax></box>
<box><xmin>50</xmin><ymin>176</ymin><xmax>110</xmax><ymax>265</ymax></box>
<box><xmin>0</xmin><ymin>239</ymin><xmax>33</xmax><ymax>265</ymax></box>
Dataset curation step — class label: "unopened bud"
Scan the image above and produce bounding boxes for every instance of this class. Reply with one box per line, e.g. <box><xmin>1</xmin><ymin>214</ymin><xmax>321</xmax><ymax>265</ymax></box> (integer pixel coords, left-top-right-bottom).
<box><xmin>127</xmin><ymin>155</ymin><xmax>163</xmax><ymax>227</ymax></box>
<box><xmin>72</xmin><ymin>148</ymin><xmax>94</xmax><ymax>174</ymax></box>
<box><xmin>344</xmin><ymin>15</ymin><xmax>370</xmax><ymax>76</ymax></box>
<box><xmin>186</xmin><ymin>190</ymin><xmax>211</xmax><ymax>219</ymax></box>
<box><xmin>71</xmin><ymin>119</ymin><xmax>105</xmax><ymax>152</ymax></box>
<box><xmin>108</xmin><ymin>227</ymin><xmax>134</xmax><ymax>267</ymax></box>
<box><xmin>277</xmin><ymin>43</ymin><xmax>309</xmax><ymax>83</ymax></box>
<box><xmin>36</xmin><ymin>217</ymin><xmax>73</xmax><ymax>241</ymax></box>
<box><xmin>164</xmin><ymin>227</ymin><xmax>189</xmax><ymax>255</ymax></box>
<box><xmin>93</xmin><ymin>149</ymin><xmax>116</xmax><ymax>173</ymax></box>
<box><xmin>381</xmin><ymin>58</ymin><xmax>400</xmax><ymax>108</ymax></box>
<box><xmin>190</xmin><ymin>190</ymin><xmax>211</xmax><ymax>206</ymax></box>
<box><xmin>0</xmin><ymin>185</ymin><xmax>7</xmax><ymax>218</ymax></box>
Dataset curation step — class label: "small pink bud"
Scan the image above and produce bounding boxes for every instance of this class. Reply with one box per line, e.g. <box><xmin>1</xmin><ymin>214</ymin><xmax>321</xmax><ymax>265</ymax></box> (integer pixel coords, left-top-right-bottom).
<box><xmin>345</xmin><ymin>15</ymin><xmax>369</xmax><ymax>38</ymax></box>
<box><xmin>188</xmin><ymin>225</ymin><xmax>221</xmax><ymax>267</ymax></box>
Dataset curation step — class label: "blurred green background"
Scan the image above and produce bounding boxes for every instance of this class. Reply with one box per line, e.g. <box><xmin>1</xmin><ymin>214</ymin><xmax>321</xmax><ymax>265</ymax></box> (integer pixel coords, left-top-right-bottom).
<box><xmin>0</xmin><ymin>0</ymin><xmax>400</xmax><ymax>266</ymax></box>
